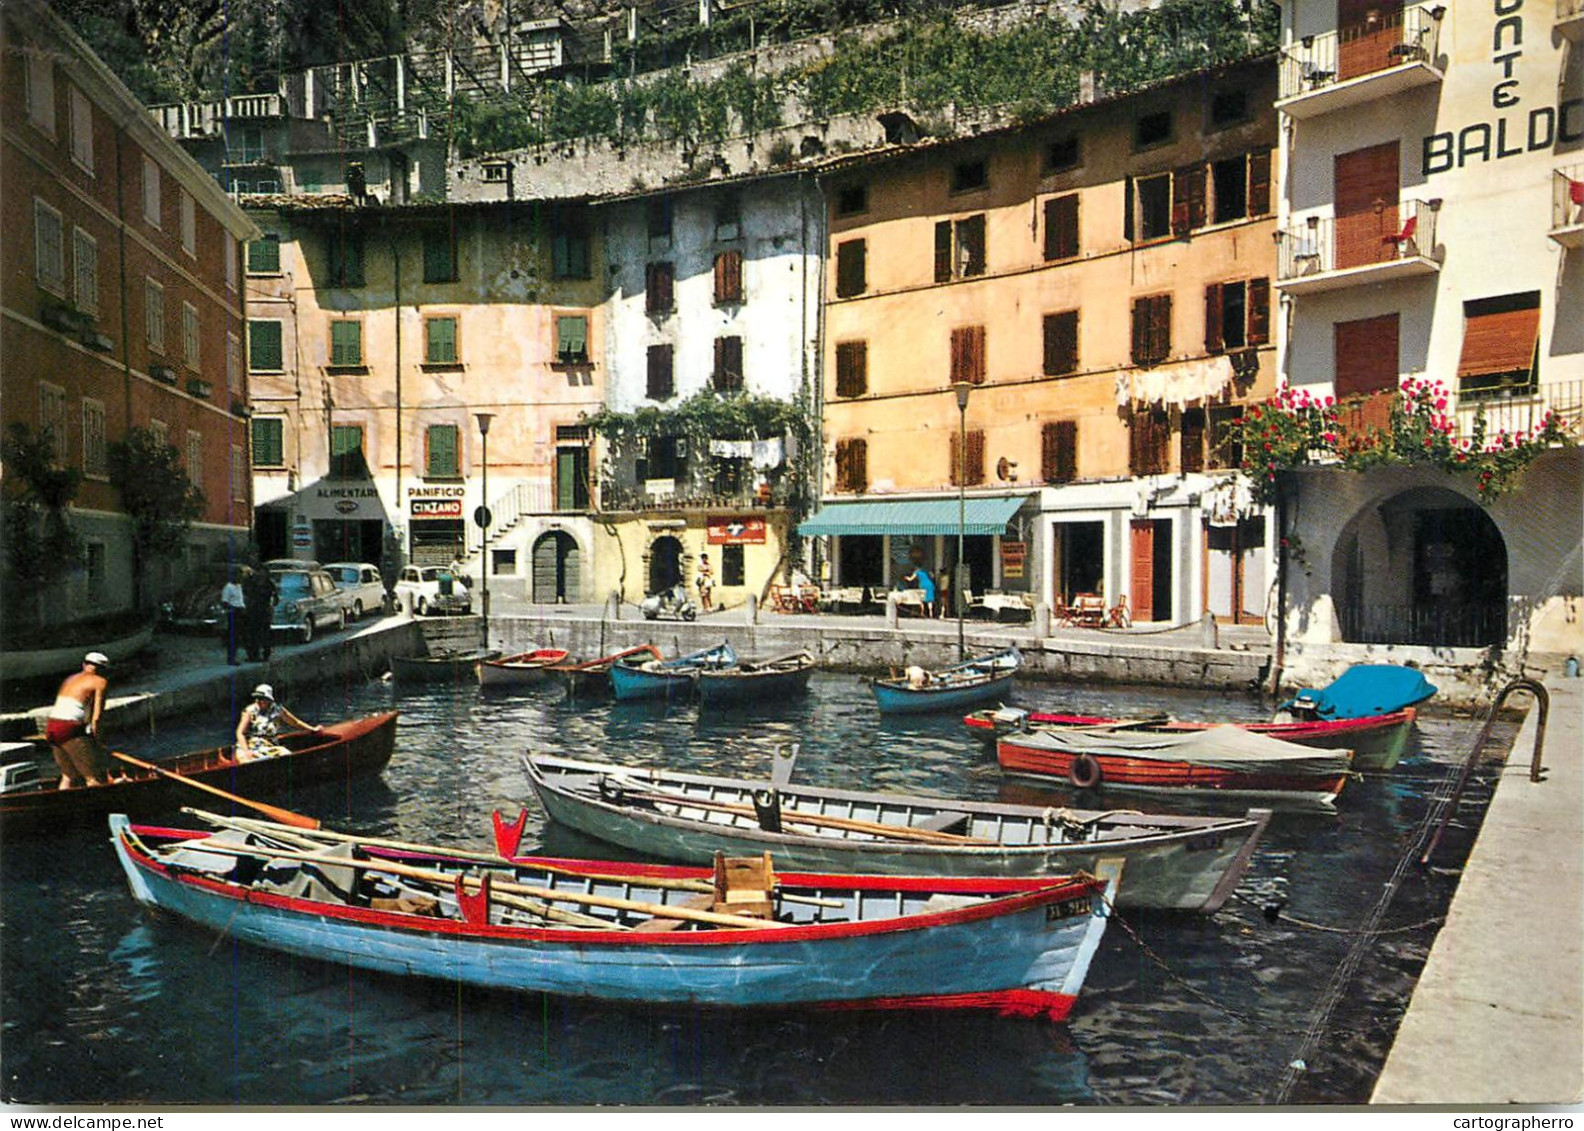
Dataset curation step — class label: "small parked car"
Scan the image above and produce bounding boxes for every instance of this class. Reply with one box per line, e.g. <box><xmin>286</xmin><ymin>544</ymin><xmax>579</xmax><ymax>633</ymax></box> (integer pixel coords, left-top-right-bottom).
<box><xmin>322</xmin><ymin>562</ymin><xmax>387</xmax><ymax>619</ymax></box>
<box><xmin>159</xmin><ymin>568</ymin><xmax>229</xmax><ymax>634</ymax></box>
<box><xmin>395</xmin><ymin>565</ymin><xmax>472</xmax><ymax>617</ymax></box>
<box><xmin>270</xmin><ymin>568</ymin><xmax>349</xmax><ymax>643</ymax></box>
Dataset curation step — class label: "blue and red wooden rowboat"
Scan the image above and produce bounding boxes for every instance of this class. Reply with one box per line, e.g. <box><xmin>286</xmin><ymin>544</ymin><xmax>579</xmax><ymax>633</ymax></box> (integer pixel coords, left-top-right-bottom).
<box><xmin>109</xmin><ymin>814</ymin><xmax>1114</xmax><ymax>1021</ymax></box>
<box><xmin>870</xmin><ymin>647</ymin><xmax>1020</xmax><ymax>715</ymax></box>
<box><xmin>609</xmin><ymin>641</ymin><xmax>737</xmax><ymax>702</ymax></box>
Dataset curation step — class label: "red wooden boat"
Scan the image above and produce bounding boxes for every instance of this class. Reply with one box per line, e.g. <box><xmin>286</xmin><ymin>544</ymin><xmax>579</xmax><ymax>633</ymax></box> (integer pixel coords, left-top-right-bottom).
<box><xmin>0</xmin><ymin>712</ymin><xmax>397</xmax><ymax>834</ymax></box>
<box><xmin>478</xmin><ymin>649</ymin><xmax>570</xmax><ymax>689</ymax></box>
<box><xmin>965</xmin><ymin>706</ymin><xmax>1416</xmax><ymax>772</ymax></box>
<box><xmin>996</xmin><ymin>724</ymin><xmax>1353</xmax><ymax>810</ymax></box>
<box><xmin>550</xmin><ymin>644</ymin><xmax>664</xmax><ymax>699</ymax></box>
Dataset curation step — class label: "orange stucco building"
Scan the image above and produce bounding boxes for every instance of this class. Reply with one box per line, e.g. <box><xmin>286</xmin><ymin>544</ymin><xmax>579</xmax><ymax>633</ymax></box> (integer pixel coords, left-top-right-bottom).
<box><xmin>810</xmin><ymin>57</ymin><xmax>1279</xmax><ymax>626</ymax></box>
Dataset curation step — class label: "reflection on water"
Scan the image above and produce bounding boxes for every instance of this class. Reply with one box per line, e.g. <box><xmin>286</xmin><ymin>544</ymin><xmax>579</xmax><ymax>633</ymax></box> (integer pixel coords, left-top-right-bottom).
<box><xmin>0</xmin><ymin>669</ymin><xmax>1508</xmax><ymax>1106</ymax></box>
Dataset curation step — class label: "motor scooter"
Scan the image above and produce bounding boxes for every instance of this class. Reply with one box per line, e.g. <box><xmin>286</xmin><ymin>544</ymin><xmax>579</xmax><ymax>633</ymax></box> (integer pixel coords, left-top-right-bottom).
<box><xmin>640</xmin><ymin>583</ymin><xmax>697</xmax><ymax>621</ymax></box>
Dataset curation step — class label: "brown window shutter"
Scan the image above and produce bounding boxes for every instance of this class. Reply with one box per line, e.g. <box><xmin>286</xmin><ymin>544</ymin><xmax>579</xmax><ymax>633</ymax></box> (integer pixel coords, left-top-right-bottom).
<box><xmin>1204</xmin><ymin>283</ymin><xmax>1225</xmax><ymax>355</ymax></box>
<box><xmin>1155</xmin><ymin>295</ymin><xmax>1173</xmax><ymax>362</ymax></box>
<box><xmin>1458</xmin><ymin>302</ymin><xmax>1541</xmax><ymax>380</ymax></box>
<box><xmin>1043</xmin><ymin>310</ymin><xmax>1078</xmax><ymax>376</ymax></box>
<box><xmin>1131</xmin><ymin>298</ymin><xmax>1148</xmax><ymax>366</ymax></box>
<box><xmin>950</xmin><ymin>327</ymin><xmax>966</xmax><ymax>383</ymax></box>
<box><xmin>835</xmin><ymin>340</ymin><xmax>867</xmax><ymax>397</ymax></box>
<box><xmin>934</xmin><ymin>221</ymin><xmax>953</xmax><ymax>282</ymax></box>
<box><xmin>1248</xmin><ymin>151</ymin><xmax>1272</xmax><ymax>217</ymax></box>
<box><xmin>967</xmin><ymin>429</ymin><xmax>985</xmax><ymax>485</ymax></box>
<box><xmin>1124</xmin><ymin>175</ymin><xmax>1136</xmax><ymax>242</ymax></box>
<box><xmin>1044</xmin><ymin>194</ymin><xmax>1079</xmax><ymax>260</ymax></box>
<box><xmin>836</xmin><ymin>240</ymin><xmax>866</xmax><ymax>297</ymax></box>
<box><xmin>1247</xmin><ymin>278</ymin><xmax>1271</xmax><ymax>346</ymax></box>
<box><xmin>1172</xmin><ymin>166</ymin><xmax>1206</xmax><ymax>233</ymax></box>
<box><xmin>838</xmin><ymin>438</ymin><xmax>868</xmax><ymax>492</ymax></box>
<box><xmin>1042</xmin><ymin>420</ymin><xmax>1078</xmax><ymax>483</ymax></box>
<box><xmin>646</xmin><ymin>343</ymin><xmax>674</xmax><ymax>399</ymax></box>
<box><xmin>713</xmin><ymin>251</ymin><xmax>743</xmax><ymax>304</ymax></box>
<box><xmin>959</xmin><ymin>214</ymin><xmax>986</xmax><ymax>276</ymax></box>
<box><xmin>970</xmin><ymin>325</ymin><xmax>986</xmax><ymax>383</ymax></box>
<box><xmin>1335</xmin><ymin>313</ymin><xmax>1399</xmax><ymax>397</ymax></box>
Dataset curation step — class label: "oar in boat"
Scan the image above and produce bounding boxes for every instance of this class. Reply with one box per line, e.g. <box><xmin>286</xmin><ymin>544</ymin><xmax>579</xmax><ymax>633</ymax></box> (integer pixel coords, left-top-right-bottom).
<box><xmin>188</xmin><ymin>809</ymin><xmax>844</xmax><ymax>910</ymax></box>
<box><xmin>158</xmin><ymin>830</ymin><xmax>789</xmax><ymax>929</ymax></box>
<box><xmin>111</xmin><ymin>751</ymin><xmax>320</xmax><ymax>830</ymax></box>
<box><xmin>610</xmin><ymin>778</ymin><xmax>996</xmax><ymax>846</ymax></box>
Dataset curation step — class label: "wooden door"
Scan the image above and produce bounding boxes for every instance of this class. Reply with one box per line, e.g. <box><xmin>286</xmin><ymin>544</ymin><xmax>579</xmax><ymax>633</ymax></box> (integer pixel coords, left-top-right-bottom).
<box><xmin>1338</xmin><ymin>0</ymin><xmax>1404</xmax><ymax>81</ymax></box>
<box><xmin>1130</xmin><ymin>520</ymin><xmax>1155</xmax><ymax>622</ymax></box>
<box><xmin>1334</xmin><ymin>142</ymin><xmax>1399</xmax><ymax>269</ymax></box>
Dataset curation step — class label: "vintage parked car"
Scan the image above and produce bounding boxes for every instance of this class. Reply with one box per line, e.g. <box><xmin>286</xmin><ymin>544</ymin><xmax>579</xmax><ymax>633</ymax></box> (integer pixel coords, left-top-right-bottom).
<box><xmin>322</xmin><ymin>562</ymin><xmax>387</xmax><ymax>619</ymax></box>
<box><xmin>270</xmin><ymin>568</ymin><xmax>350</xmax><ymax>643</ymax></box>
<box><xmin>394</xmin><ymin>565</ymin><xmax>472</xmax><ymax>617</ymax></box>
<box><xmin>158</xmin><ymin>568</ymin><xmax>229</xmax><ymax>634</ymax></box>
<box><xmin>264</xmin><ymin>558</ymin><xmax>321</xmax><ymax>573</ymax></box>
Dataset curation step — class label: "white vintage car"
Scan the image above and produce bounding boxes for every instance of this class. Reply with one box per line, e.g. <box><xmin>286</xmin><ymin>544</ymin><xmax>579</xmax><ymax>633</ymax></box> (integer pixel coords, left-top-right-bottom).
<box><xmin>394</xmin><ymin>565</ymin><xmax>472</xmax><ymax>617</ymax></box>
<box><xmin>322</xmin><ymin>562</ymin><xmax>388</xmax><ymax>619</ymax></box>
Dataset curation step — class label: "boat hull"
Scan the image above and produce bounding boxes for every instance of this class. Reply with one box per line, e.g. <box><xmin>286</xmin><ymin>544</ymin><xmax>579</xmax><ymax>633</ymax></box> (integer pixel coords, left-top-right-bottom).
<box><xmin>392</xmin><ymin>651</ymin><xmax>497</xmax><ymax>683</ymax></box>
<box><xmin>111</xmin><ymin>819</ymin><xmax>1111</xmax><ymax>1020</ymax></box>
<box><xmin>0</xmin><ymin>714</ymin><xmax>398</xmax><ymax>833</ymax></box>
<box><xmin>696</xmin><ymin>665</ymin><xmax>815</xmax><ymax>708</ymax></box>
<box><xmin>520</xmin><ymin>755</ymin><xmax>1270</xmax><ymax>913</ymax></box>
<box><xmin>873</xmin><ymin>672</ymin><xmax>1015</xmax><ymax>715</ymax></box>
<box><xmin>478</xmin><ymin>651</ymin><xmax>569</xmax><ymax>689</ymax></box>
<box><xmin>609</xmin><ymin>643</ymin><xmax>735</xmax><ymax>702</ymax></box>
<box><xmin>966</xmin><ymin>708</ymin><xmax>1416</xmax><ymax>772</ymax></box>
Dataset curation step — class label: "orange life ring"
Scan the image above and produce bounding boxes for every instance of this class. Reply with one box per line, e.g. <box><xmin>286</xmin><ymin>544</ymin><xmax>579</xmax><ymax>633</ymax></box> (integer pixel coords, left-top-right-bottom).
<box><xmin>1068</xmin><ymin>753</ymin><xmax>1103</xmax><ymax>790</ymax></box>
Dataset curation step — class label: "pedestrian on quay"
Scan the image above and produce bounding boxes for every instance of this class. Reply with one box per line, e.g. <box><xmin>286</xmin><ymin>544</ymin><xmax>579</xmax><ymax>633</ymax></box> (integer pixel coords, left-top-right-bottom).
<box><xmin>220</xmin><ymin>569</ymin><xmax>246</xmax><ymax>665</ymax></box>
<box><xmin>242</xmin><ymin>565</ymin><xmax>276</xmax><ymax>662</ymax></box>
<box><xmin>46</xmin><ymin>653</ymin><xmax>111</xmax><ymax>789</ymax></box>
<box><xmin>695</xmin><ymin>552</ymin><xmax>715</xmax><ymax>612</ymax></box>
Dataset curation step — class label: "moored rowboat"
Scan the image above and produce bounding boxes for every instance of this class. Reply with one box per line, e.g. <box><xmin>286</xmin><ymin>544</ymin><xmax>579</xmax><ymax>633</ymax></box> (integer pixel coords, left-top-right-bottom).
<box><xmin>515</xmin><ymin>752</ymin><xmax>1271</xmax><ymax>913</ymax></box>
<box><xmin>110</xmin><ymin>814</ymin><xmax>1114</xmax><ymax>1021</ymax></box>
<box><xmin>477</xmin><ymin>649</ymin><xmax>570</xmax><ymax>689</ymax></box>
<box><xmin>0</xmin><ymin>713</ymin><xmax>398</xmax><ymax>833</ymax></box>
<box><xmin>696</xmin><ymin>651</ymin><xmax>817</xmax><ymax>709</ymax></box>
<box><xmin>610</xmin><ymin>641</ymin><xmax>737</xmax><ymax>702</ymax></box>
<box><xmin>871</xmin><ymin>647</ymin><xmax>1020</xmax><ymax>715</ymax></box>
<box><xmin>550</xmin><ymin>644</ymin><xmax>664</xmax><ymax>699</ymax></box>
<box><xmin>391</xmin><ymin>649</ymin><xmax>499</xmax><ymax>683</ymax></box>
<box><xmin>997</xmin><ymin>724</ymin><xmax>1354</xmax><ymax>810</ymax></box>
<box><xmin>965</xmin><ymin>706</ymin><xmax>1418</xmax><ymax>772</ymax></box>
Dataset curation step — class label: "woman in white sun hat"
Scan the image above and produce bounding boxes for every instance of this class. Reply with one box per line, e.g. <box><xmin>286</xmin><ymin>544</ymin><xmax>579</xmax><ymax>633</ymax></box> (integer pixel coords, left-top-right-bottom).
<box><xmin>235</xmin><ymin>683</ymin><xmax>323</xmax><ymax>760</ymax></box>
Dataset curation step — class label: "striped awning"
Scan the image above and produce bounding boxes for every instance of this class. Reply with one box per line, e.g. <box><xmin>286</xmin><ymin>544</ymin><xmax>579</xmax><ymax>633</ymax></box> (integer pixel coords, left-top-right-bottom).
<box><xmin>799</xmin><ymin>495</ymin><xmax>1028</xmax><ymax>537</ymax></box>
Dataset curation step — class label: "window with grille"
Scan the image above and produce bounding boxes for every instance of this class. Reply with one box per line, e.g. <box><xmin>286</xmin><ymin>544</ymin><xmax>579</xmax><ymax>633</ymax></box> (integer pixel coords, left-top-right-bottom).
<box><xmin>1131</xmin><ymin>294</ymin><xmax>1173</xmax><ymax>367</ymax></box>
<box><xmin>249</xmin><ymin>319</ymin><xmax>282</xmax><ymax>370</ymax></box>
<box><xmin>70</xmin><ymin>85</ymin><xmax>93</xmax><ymax>173</ymax></box>
<box><xmin>713</xmin><ymin>336</ymin><xmax>743</xmax><ymax>392</ymax></box>
<box><xmin>182</xmin><ymin>303</ymin><xmax>201</xmax><ymax>370</ymax></box>
<box><xmin>646</xmin><ymin>262</ymin><xmax>675</xmax><ymax>315</ymax></box>
<box><xmin>73</xmin><ymin>229</ymin><xmax>98</xmax><ymax>314</ymax></box>
<box><xmin>252</xmin><ymin>417</ymin><xmax>284</xmax><ymax>466</ymax></box>
<box><xmin>1043</xmin><ymin>311</ymin><xmax>1079</xmax><ymax>377</ymax></box>
<box><xmin>331</xmin><ymin>424</ymin><xmax>367</xmax><ymax>478</ymax></box>
<box><xmin>34</xmin><ymin>200</ymin><xmax>64</xmax><ymax>295</ymax></box>
<box><xmin>143</xmin><ymin>155</ymin><xmax>161</xmax><ymax>228</ymax></box>
<box><xmin>835</xmin><ymin>341</ymin><xmax>867</xmax><ymax>398</ymax></box>
<box><xmin>714</xmin><ymin>250</ymin><xmax>744</xmax><ymax>305</ymax></box>
<box><xmin>82</xmin><ymin>399</ymin><xmax>107</xmax><ymax>478</ymax></box>
<box><xmin>1129</xmin><ymin>408</ymin><xmax>1171</xmax><ymax>475</ymax></box>
<box><xmin>647</xmin><ymin>343</ymin><xmax>674</xmax><ymax>399</ymax></box>
<box><xmin>949</xmin><ymin>428</ymin><xmax>986</xmax><ymax>487</ymax></box>
<box><xmin>835</xmin><ymin>438</ymin><xmax>867</xmax><ymax>493</ymax></box>
<box><xmin>328</xmin><ymin>227</ymin><xmax>364</xmax><ymax>287</ymax></box>
<box><xmin>423</xmin><ymin>228</ymin><xmax>458</xmax><ymax>283</ymax></box>
<box><xmin>934</xmin><ymin>215</ymin><xmax>986</xmax><ymax>281</ymax></box>
<box><xmin>950</xmin><ymin>325</ymin><xmax>987</xmax><ymax>385</ymax></box>
<box><xmin>329</xmin><ymin>319</ymin><xmax>362</xmax><ymax>367</ymax></box>
<box><xmin>425</xmin><ymin>316</ymin><xmax>459</xmax><ymax>365</ymax></box>
<box><xmin>555</xmin><ymin>315</ymin><xmax>588</xmax><ymax>365</ymax></box>
<box><xmin>835</xmin><ymin>240</ymin><xmax>866</xmax><ymax>298</ymax></box>
<box><xmin>1043</xmin><ymin>195</ymin><xmax>1080</xmax><ymax>261</ymax></box>
<box><xmin>146</xmin><ymin>280</ymin><xmax>165</xmax><ymax>352</ymax></box>
<box><xmin>1041</xmin><ymin>420</ymin><xmax>1078</xmax><ymax>484</ymax></box>
<box><xmin>425</xmin><ymin>424</ymin><xmax>459</xmax><ymax>478</ymax></box>
<box><xmin>248</xmin><ymin>234</ymin><xmax>281</xmax><ymax>274</ymax></box>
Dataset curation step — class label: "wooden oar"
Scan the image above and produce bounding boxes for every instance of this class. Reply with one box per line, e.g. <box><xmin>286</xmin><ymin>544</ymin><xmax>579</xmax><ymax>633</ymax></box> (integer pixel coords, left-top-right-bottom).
<box><xmin>112</xmin><ymin>751</ymin><xmax>319</xmax><ymax>829</ymax></box>
<box><xmin>154</xmin><ymin>835</ymin><xmax>786</xmax><ymax>930</ymax></box>
<box><xmin>616</xmin><ymin>782</ymin><xmax>996</xmax><ymax>846</ymax></box>
<box><xmin>189</xmin><ymin>810</ymin><xmax>844</xmax><ymax>910</ymax></box>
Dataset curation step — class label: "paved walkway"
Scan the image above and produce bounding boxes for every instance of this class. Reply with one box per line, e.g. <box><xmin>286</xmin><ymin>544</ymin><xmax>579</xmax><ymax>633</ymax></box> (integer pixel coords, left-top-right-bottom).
<box><xmin>1372</xmin><ymin>676</ymin><xmax>1584</xmax><ymax>1106</ymax></box>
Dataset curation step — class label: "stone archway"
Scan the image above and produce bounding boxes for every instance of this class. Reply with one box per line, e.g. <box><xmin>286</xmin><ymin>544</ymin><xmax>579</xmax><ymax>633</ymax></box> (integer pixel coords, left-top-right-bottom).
<box><xmin>1332</xmin><ymin>486</ymin><xmax>1508</xmax><ymax>646</ymax></box>
<box><xmin>647</xmin><ymin>535</ymin><xmax>684</xmax><ymax>595</ymax></box>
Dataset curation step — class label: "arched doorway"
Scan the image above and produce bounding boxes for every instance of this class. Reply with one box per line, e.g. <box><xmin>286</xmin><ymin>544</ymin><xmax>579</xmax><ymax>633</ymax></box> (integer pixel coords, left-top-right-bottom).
<box><xmin>647</xmin><ymin>535</ymin><xmax>684</xmax><ymax>595</ymax></box>
<box><xmin>1333</xmin><ymin>487</ymin><xmax>1508</xmax><ymax>646</ymax></box>
<box><xmin>531</xmin><ymin>531</ymin><xmax>581</xmax><ymax>604</ymax></box>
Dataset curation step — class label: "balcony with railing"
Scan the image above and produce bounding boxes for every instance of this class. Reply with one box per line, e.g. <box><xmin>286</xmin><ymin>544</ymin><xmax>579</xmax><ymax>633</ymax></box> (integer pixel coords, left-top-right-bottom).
<box><xmin>1277</xmin><ymin>3</ymin><xmax>1447</xmax><ymax>118</ymax></box>
<box><xmin>1275</xmin><ymin>199</ymin><xmax>1442</xmax><ymax>294</ymax></box>
<box><xmin>1551</xmin><ymin>166</ymin><xmax>1584</xmax><ymax>248</ymax></box>
<box><xmin>1560</xmin><ymin>0</ymin><xmax>1584</xmax><ymax>41</ymax></box>
<box><xmin>1454</xmin><ymin>378</ymin><xmax>1584</xmax><ymax>444</ymax></box>
<box><xmin>148</xmin><ymin>94</ymin><xmax>291</xmax><ymax>139</ymax></box>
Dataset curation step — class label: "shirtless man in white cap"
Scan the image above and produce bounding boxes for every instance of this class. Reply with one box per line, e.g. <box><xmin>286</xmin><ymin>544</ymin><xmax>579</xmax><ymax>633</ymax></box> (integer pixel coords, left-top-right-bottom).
<box><xmin>47</xmin><ymin>653</ymin><xmax>111</xmax><ymax>788</ymax></box>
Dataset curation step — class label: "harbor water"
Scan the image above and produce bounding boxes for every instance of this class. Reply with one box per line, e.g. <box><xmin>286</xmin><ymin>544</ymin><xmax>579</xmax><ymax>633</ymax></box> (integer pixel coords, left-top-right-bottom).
<box><xmin>0</xmin><ymin>670</ymin><xmax>1512</xmax><ymax>1106</ymax></box>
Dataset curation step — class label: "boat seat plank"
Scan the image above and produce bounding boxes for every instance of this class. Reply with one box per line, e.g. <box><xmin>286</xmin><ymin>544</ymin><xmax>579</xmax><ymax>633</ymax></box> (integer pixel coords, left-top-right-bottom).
<box><xmin>632</xmin><ymin>894</ymin><xmax>714</xmax><ymax>933</ymax></box>
<box><xmin>914</xmin><ymin>811</ymin><xmax>973</xmax><ymax>835</ymax></box>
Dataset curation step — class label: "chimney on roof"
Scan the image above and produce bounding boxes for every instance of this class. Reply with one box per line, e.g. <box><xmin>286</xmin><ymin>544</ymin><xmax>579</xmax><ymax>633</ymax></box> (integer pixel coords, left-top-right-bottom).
<box><xmin>1078</xmin><ymin>71</ymin><xmax>1097</xmax><ymax>105</ymax></box>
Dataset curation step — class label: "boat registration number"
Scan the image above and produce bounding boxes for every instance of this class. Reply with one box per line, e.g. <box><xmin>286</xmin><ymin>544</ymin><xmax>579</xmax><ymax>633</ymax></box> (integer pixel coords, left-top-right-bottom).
<box><xmin>1046</xmin><ymin>897</ymin><xmax>1093</xmax><ymax>922</ymax></box>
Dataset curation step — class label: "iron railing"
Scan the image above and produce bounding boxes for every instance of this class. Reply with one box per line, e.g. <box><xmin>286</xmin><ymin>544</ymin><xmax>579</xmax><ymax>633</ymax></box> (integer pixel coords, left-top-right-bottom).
<box><xmin>1553</xmin><ymin>165</ymin><xmax>1584</xmax><ymax>233</ymax></box>
<box><xmin>1279</xmin><ymin>2</ymin><xmax>1446</xmax><ymax>101</ymax></box>
<box><xmin>1338</xmin><ymin>602</ymin><xmax>1506</xmax><ymax>648</ymax></box>
<box><xmin>1276</xmin><ymin>199</ymin><xmax>1440</xmax><ymax>281</ymax></box>
<box><xmin>1454</xmin><ymin>378</ymin><xmax>1584</xmax><ymax>441</ymax></box>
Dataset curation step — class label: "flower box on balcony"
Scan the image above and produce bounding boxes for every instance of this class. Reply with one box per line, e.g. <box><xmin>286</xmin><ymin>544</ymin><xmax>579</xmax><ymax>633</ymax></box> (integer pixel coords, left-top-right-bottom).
<box><xmin>151</xmin><ymin>364</ymin><xmax>178</xmax><ymax>385</ymax></box>
<box><xmin>186</xmin><ymin>378</ymin><xmax>213</xmax><ymax>399</ymax></box>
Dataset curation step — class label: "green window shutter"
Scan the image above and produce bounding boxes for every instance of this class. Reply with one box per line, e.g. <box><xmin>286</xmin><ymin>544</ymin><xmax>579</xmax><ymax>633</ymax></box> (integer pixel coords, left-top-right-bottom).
<box><xmin>426</xmin><ymin>317</ymin><xmax>457</xmax><ymax>364</ymax></box>
<box><xmin>251</xmin><ymin>417</ymin><xmax>283</xmax><ymax>466</ymax></box>
<box><xmin>557</xmin><ymin>315</ymin><xmax>588</xmax><ymax>363</ymax></box>
<box><xmin>427</xmin><ymin>424</ymin><xmax>459</xmax><ymax>477</ymax></box>
<box><xmin>331</xmin><ymin>425</ymin><xmax>362</xmax><ymax>456</ymax></box>
<box><xmin>248</xmin><ymin>320</ymin><xmax>282</xmax><ymax>370</ymax></box>
<box><xmin>247</xmin><ymin>235</ymin><xmax>280</xmax><ymax>273</ymax></box>
<box><xmin>330</xmin><ymin>320</ymin><xmax>362</xmax><ymax>366</ymax></box>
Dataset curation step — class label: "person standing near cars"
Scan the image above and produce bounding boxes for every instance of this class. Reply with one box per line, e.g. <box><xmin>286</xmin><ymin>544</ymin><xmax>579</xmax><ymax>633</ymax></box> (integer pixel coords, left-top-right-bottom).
<box><xmin>220</xmin><ymin>570</ymin><xmax>246</xmax><ymax>665</ymax></box>
<box><xmin>242</xmin><ymin>565</ymin><xmax>276</xmax><ymax>662</ymax></box>
<box><xmin>47</xmin><ymin>653</ymin><xmax>111</xmax><ymax>788</ymax></box>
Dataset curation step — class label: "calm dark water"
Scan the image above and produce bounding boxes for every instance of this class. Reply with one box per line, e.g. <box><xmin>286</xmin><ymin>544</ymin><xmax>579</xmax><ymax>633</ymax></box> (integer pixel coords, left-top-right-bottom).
<box><xmin>0</xmin><ymin>667</ymin><xmax>1510</xmax><ymax>1107</ymax></box>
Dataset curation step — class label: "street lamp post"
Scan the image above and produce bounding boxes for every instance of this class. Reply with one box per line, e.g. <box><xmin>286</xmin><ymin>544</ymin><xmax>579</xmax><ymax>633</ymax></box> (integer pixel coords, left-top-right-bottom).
<box><xmin>951</xmin><ymin>381</ymin><xmax>973</xmax><ymax>663</ymax></box>
<box><xmin>475</xmin><ymin>413</ymin><xmax>494</xmax><ymax>644</ymax></box>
